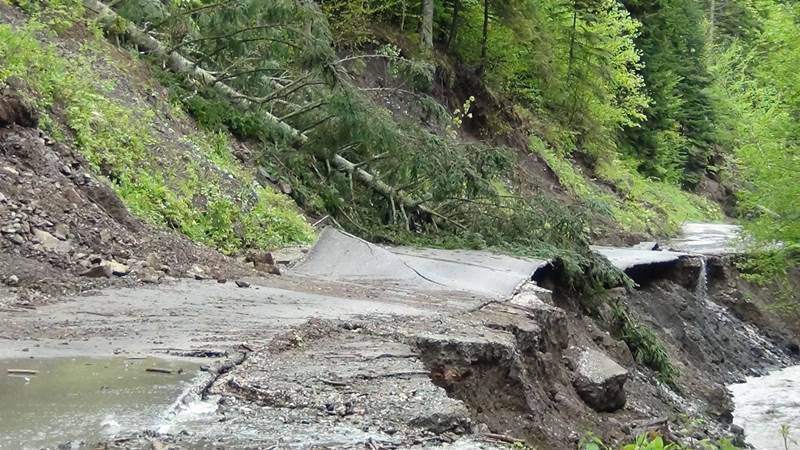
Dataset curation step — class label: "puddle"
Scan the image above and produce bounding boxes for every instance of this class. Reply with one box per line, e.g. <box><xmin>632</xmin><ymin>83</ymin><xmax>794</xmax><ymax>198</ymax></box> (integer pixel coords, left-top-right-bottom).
<box><xmin>0</xmin><ymin>356</ymin><xmax>199</xmax><ymax>450</ymax></box>
<box><xmin>731</xmin><ymin>364</ymin><xmax>800</xmax><ymax>449</ymax></box>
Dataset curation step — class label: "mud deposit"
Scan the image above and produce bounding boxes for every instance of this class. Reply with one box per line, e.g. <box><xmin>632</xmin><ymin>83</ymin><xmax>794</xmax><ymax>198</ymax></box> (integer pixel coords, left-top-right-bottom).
<box><xmin>731</xmin><ymin>365</ymin><xmax>800</xmax><ymax>450</ymax></box>
<box><xmin>0</xmin><ymin>356</ymin><xmax>198</xmax><ymax>449</ymax></box>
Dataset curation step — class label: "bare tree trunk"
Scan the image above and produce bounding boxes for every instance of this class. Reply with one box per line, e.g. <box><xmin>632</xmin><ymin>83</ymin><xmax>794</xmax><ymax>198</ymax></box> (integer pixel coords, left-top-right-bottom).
<box><xmin>447</xmin><ymin>0</ymin><xmax>461</xmax><ymax>50</ymax></box>
<box><xmin>421</xmin><ymin>0</ymin><xmax>434</xmax><ymax>49</ymax></box>
<box><xmin>479</xmin><ymin>0</ymin><xmax>490</xmax><ymax>74</ymax></box>
<box><xmin>709</xmin><ymin>0</ymin><xmax>716</xmax><ymax>45</ymax></box>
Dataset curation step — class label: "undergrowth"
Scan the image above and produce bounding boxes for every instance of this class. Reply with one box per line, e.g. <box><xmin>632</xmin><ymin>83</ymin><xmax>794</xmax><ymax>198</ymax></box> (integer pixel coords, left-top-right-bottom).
<box><xmin>533</xmin><ymin>137</ymin><xmax>721</xmax><ymax>236</ymax></box>
<box><xmin>581</xmin><ymin>433</ymin><xmax>740</xmax><ymax>450</ymax></box>
<box><xmin>0</xmin><ymin>21</ymin><xmax>312</xmax><ymax>254</ymax></box>
<box><xmin>611</xmin><ymin>301</ymin><xmax>678</xmax><ymax>385</ymax></box>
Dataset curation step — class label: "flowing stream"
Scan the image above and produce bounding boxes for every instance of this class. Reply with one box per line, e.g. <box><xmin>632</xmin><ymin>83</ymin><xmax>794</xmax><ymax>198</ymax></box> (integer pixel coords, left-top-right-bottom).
<box><xmin>730</xmin><ymin>365</ymin><xmax>800</xmax><ymax>450</ymax></box>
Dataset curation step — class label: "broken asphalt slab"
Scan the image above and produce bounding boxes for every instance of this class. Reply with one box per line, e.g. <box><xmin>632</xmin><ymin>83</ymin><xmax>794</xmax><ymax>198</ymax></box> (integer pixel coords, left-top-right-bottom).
<box><xmin>293</xmin><ymin>228</ymin><xmax>549</xmax><ymax>298</ymax></box>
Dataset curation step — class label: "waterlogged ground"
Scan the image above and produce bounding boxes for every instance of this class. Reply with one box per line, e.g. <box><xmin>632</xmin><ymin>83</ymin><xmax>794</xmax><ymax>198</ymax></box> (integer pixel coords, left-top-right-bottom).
<box><xmin>0</xmin><ymin>356</ymin><xmax>199</xmax><ymax>449</ymax></box>
<box><xmin>731</xmin><ymin>364</ymin><xmax>800</xmax><ymax>450</ymax></box>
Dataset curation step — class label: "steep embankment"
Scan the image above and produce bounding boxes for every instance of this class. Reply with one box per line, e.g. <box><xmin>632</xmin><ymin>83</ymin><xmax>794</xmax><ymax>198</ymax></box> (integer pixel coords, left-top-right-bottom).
<box><xmin>0</xmin><ymin>3</ymin><xmax>314</xmax><ymax>303</ymax></box>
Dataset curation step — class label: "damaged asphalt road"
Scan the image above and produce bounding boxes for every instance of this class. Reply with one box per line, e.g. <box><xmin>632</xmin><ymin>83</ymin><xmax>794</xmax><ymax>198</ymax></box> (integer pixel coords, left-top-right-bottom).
<box><xmin>1</xmin><ymin>225</ymin><xmax>792</xmax><ymax>449</ymax></box>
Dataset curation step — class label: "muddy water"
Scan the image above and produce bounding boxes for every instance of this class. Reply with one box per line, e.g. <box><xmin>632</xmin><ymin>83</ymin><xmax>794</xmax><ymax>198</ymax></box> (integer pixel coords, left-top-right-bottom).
<box><xmin>731</xmin><ymin>365</ymin><xmax>800</xmax><ymax>450</ymax></box>
<box><xmin>0</xmin><ymin>356</ymin><xmax>198</xmax><ymax>450</ymax></box>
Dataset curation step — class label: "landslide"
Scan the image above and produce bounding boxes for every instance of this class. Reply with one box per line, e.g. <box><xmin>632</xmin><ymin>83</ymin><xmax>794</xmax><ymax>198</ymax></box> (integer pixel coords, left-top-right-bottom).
<box><xmin>0</xmin><ymin>4</ymin><xmax>314</xmax><ymax>304</ymax></box>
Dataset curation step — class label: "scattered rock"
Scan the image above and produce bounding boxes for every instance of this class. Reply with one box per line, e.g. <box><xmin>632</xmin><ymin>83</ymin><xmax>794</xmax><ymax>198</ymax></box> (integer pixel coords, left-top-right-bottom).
<box><xmin>6</xmin><ymin>275</ymin><xmax>19</xmax><ymax>286</ymax></box>
<box><xmin>235</xmin><ymin>280</ymin><xmax>251</xmax><ymax>288</ymax></box>
<box><xmin>633</xmin><ymin>241</ymin><xmax>660</xmax><ymax>251</ymax></box>
<box><xmin>567</xmin><ymin>347</ymin><xmax>628</xmax><ymax>412</ymax></box>
<box><xmin>6</xmin><ymin>234</ymin><xmax>25</xmax><ymax>245</ymax></box>
<box><xmin>80</xmin><ymin>265</ymin><xmax>113</xmax><ymax>278</ymax></box>
<box><xmin>217</xmin><ymin>278</ymin><xmax>227</xmax><ymax>284</ymax></box>
<box><xmin>53</xmin><ymin>223</ymin><xmax>69</xmax><ymax>240</ymax></box>
<box><xmin>33</xmin><ymin>229</ymin><xmax>71</xmax><ymax>254</ymax></box>
<box><xmin>0</xmin><ymin>92</ymin><xmax>39</xmax><ymax>128</ymax></box>
<box><xmin>189</xmin><ymin>264</ymin><xmax>208</xmax><ymax>280</ymax></box>
<box><xmin>138</xmin><ymin>267</ymin><xmax>160</xmax><ymax>284</ymax></box>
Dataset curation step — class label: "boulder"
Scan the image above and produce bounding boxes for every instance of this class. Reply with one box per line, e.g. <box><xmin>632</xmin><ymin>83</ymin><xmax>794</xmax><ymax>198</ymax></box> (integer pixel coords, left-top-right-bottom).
<box><xmin>80</xmin><ymin>265</ymin><xmax>113</xmax><ymax>278</ymax></box>
<box><xmin>568</xmin><ymin>347</ymin><xmax>628</xmax><ymax>412</ymax></box>
<box><xmin>103</xmin><ymin>260</ymin><xmax>130</xmax><ymax>276</ymax></box>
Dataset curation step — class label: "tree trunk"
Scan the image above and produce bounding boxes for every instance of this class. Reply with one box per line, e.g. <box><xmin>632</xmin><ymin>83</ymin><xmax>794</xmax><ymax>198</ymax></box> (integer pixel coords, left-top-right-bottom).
<box><xmin>447</xmin><ymin>0</ymin><xmax>461</xmax><ymax>50</ymax></box>
<box><xmin>421</xmin><ymin>0</ymin><xmax>434</xmax><ymax>49</ymax></box>
<box><xmin>479</xmin><ymin>0</ymin><xmax>490</xmax><ymax>74</ymax></box>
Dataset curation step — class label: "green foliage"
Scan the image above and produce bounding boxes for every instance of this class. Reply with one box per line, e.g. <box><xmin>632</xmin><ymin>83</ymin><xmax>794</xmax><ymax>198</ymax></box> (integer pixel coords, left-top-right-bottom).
<box><xmin>13</xmin><ymin>0</ymin><xmax>84</xmax><ymax>31</ymax></box>
<box><xmin>622</xmin><ymin>0</ymin><xmax>717</xmax><ymax>187</ymax></box>
<box><xmin>0</xmin><ymin>23</ymin><xmax>312</xmax><ymax>254</ymax></box>
<box><xmin>581</xmin><ymin>433</ymin><xmax>740</xmax><ymax>450</ymax></box>
<box><xmin>611</xmin><ymin>302</ymin><xmax>677</xmax><ymax>384</ymax></box>
<box><xmin>707</xmin><ymin>0</ymin><xmax>800</xmax><ymax>280</ymax></box>
<box><xmin>534</xmin><ymin>138</ymin><xmax>720</xmax><ymax>236</ymax></box>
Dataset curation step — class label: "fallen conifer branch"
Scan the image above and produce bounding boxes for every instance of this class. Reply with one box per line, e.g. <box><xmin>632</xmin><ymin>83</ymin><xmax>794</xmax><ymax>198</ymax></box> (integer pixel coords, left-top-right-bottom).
<box><xmin>83</xmin><ymin>0</ymin><xmax>462</xmax><ymax>230</ymax></box>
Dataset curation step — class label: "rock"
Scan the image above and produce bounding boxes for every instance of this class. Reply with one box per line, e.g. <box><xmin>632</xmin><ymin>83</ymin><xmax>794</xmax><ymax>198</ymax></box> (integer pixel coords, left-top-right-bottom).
<box><xmin>632</xmin><ymin>241</ymin><xmax>660</xmax><ymax>251</ymax></box>
<box><xmin>256</xmin><ymin>263</ymin><xmax>282</xmax><ymax>275</ymax></box>
<box><xmin>33</xmin><ymin>229</ymin><xmax>71</xmax><ymax>254</ymax></box>
<box><xmin>6</xmin><ymin>234</ymin><xmax>25</xmax><ymax>245</ymax></box>
<box><xmin>53</xmin><ymin>223</ymin><xmax>69</xmax><ymax>240</ymax></box>
<box><xmin>235</xmin><ymin>280</ymin><xmax>251</xmax><ymax>288</ymax></box>
<box><xmin>138</xmin><ymin>267</ymin><xmax>160</xmax><ymax>284</ymax></box>
<box><xmin>2</xmin><ymin>166</ymin><xmax>19</xmax><ymax>176</ymax></box>
<box><xmin>80</xmin><ymin>265</ymin><xmax>113</xmax><ymax>278</ymax></box>
<box><xmin>189</xmin><ymin>264</ymin><xmax>207</xmax><ymax>280</ymax></box>
<box><xmin>59</xmin><ymin>165</ymin><xmax>72</xmax><ymax>176</ymax></box>
<box><xmin>145</xmin><ymin>253</ymin><xmax>160</xmax><ymax>269</ymax></box>
<box><xmin>567</xmin><ymin>347</ymin><xmax>628</xmax><ymax>412</ymax></box>
<box><xmin>99</xmin><ymin>229</ymin><xmax>112</xmax><ymax>245</ymax></box>
<box><xmin>103</xmin><ymin>260</ymin><xmax>130</xmax><ymax>276</ymax></box>
<box><xmin>217</xmin><ymin>278</ymin><xmax>227</xmax><ymax>284</ymax></box>
<box><xmin>6</xmin><ymin>275</ymin><xmax>19</xmax><ymax>286</ymax></box>
<box><xmin>0</xmin><ymin>191</ymin><xmax>6</xmax><ymax>202</ymax></box>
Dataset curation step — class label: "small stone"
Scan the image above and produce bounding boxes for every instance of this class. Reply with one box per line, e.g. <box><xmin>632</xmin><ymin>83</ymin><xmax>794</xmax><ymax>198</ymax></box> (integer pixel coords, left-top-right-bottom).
<box><xmin>99</xmin><ymin>229</ymin><xmax>112</xmax><ymax>245</ymax></box>
<box><xmin>235</xmin><ymin>280</ymin><xmax>250</xmax><ymax>288</ymax></box>
<box><xmin>53</xmin><ymin>223</ymin><xmax>69</xmax><ymax>241</ymax></box>
<box><xmin>80</xmin><ymin>265</ymin><xmax>113</xmax><ymax>278</ymax></box>
<box><xmin>7</xmin><ymin>234</ymin><xmax>25</xmax><ymax>245</ymax></box>
<box><xmin>0</xmin><ymin>192</ymin><xmax>6</xmax><ymax>202</ymax></box>
<box><xmin>59</xmin><ymin>165</ymin><xmax>72</xmax><ymax>176</ymax></box>
<box><xmin>217</xmin><ymin>278</ymin><xmax>227</xmax><ymax>284</ymax></box>
<box><xmin>2</xmin><ymin>166</ymin><xmax>19</xmax><ymax>176</ymax></box>
<box><xmin>6</xmin><ymin>275</ymin><xmax>19</xmax><ymax>286</ymax></box>
<box><xmin>138</xmin><ymin>267</ymin><xmax>160</xmax><ymax>284</ymax></box>
<box><xmin>145</xmin><ymin>253</ymin><xmax>160</xmax><ymax>269</ymax></box>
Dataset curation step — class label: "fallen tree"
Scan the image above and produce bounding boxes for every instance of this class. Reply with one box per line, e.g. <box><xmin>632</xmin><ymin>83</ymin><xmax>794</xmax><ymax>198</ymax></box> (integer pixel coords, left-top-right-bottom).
<box><xmin>82</xmin><ymin>0</ymin><xmax>455</xmax><ymax>228</ymax></box>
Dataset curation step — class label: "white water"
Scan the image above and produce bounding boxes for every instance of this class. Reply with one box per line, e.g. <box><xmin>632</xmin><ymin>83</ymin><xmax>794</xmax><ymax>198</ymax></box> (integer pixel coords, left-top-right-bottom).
<box><xmin>730</xmin><ymin>365</ymin><xmax>800</xmax><ymax>450</ymax></box>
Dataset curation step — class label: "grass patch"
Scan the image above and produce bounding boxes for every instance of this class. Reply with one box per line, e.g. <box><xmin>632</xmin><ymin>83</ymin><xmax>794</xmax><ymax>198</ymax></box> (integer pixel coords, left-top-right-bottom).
<box><xmin>533</xmin><ymin>137</ymin><xmax>721</xmax><ymax>236</ymax></box>
<box><xmin>0</xmin><ymin>22</ymin><xmax>312</xmax><ymax>253</ymax></box>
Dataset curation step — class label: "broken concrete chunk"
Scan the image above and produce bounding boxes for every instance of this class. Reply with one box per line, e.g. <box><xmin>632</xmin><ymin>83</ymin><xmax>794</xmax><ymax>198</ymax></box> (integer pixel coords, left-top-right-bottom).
<box><xmin>568</xmin><ymin>347</ymin><xmax>628</xmax><ymax>412</ymax></box>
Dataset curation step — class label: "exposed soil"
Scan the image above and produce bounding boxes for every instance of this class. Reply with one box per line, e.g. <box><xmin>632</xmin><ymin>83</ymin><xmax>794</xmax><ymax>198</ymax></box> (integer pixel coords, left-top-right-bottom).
<box><xmin>0</xmin><ymin>90</ymin><xmax>255</xmax><ymax>307</ymax></box>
